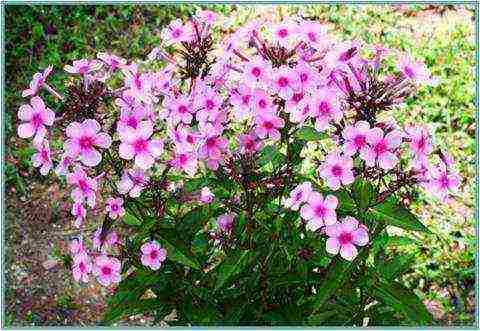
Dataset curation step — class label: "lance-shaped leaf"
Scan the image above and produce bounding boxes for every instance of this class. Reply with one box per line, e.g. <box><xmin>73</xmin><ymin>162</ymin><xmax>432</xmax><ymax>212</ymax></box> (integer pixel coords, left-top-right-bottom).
<box><xmin>296</xmin><ymin>126</ymin><xmax>328</xmax><ymax>141</ymax></box>
<box><xmin>156</xmin><ymin>228</ymin><xmax>201</xmax><ymax>270</ymax></box>
<box><xmin>369</xmin><ymin>197</ymin><xmax>430</xmax><ymax>233</ymax></box>
<box><xmin>214</xmin><ymin>250</ymin><xmax>253</xmax><ymax>291</ymax></box>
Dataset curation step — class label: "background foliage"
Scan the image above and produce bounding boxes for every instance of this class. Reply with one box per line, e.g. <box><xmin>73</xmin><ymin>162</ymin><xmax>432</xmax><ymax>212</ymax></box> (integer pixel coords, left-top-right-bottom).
<box><xmin>4</xmin><ymin>4</ymin><xmax>475</xmax><ymax>326</ymax></box>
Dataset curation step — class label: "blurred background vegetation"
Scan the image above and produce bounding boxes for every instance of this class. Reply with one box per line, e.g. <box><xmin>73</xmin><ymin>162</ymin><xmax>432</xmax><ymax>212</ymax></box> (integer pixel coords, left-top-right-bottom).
<box><xmin>4</xmin><ymin>4</ymin><xmax>476</xmax><ymax>326</ymax></box>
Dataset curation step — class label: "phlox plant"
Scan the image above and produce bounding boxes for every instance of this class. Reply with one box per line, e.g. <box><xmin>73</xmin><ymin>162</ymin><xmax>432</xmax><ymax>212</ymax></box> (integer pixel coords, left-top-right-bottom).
<box><xmin>17</xmin><ymin>9</ymin><xmax>460</xmax><ymax>326</ymax></box>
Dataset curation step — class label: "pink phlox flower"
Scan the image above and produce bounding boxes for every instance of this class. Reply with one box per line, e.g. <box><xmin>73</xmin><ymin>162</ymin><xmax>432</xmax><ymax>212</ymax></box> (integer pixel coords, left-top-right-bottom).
<box><xmin>64</xmin><ymin>119</ymin><xmax>112</xmax><ymax>167</ymax></box>
<box><xmin>31</xmin><ymin>140</ymin><xmax>52</xmax><ymax>176</ymax></box>
<box><xmin>271</xmin><ymin>66</ymin><xmax>301</xmax><ymax>100</ymax></box>
<box><xmin>397</xmin><ymin>54</ymin><xmax>438</xmax><ymax>86</ymax></box>
<box><xmin>252</xmin><ymin>88</ymin><xmax>275</xmax><ymax>115</ymax></box>
<box><xmin>67</xmin><ymin>165</ymin><xmax>98</xmax><ymax>208</ymax></box>
<box><xmin>22</xmin><ymin>65</ymin><xmax>53</xmax><ymax>97</ymax></box>
<box><xmin>93</xmin><ymin>255</ymin><xmax>121</xmax><ymax>286</ymax></box>
<box><xmin>199</xmin><ymin>187</ymin><xmax>215</xmax><ymax>204</ymax></box>
<box><xmin>254</xmin><ymin>112</ymin><xmax>285</xmax><ymax>141</ymax></box>
<box><xmin>230</xmin><ymin>84</ymin><xmax>254</xmax><ymax>120</ymax></box>
<box><xmin>282</xmin><ymin>182</ymin><xmax>313</xmax><ymax>211</ymax></box>
<box><xmin>71</xmin><ymin>202</ymin><xmax>87</xmax><ymax>228</ymax></box>
<box><xmin>169</xmin><ymin>125</ymin><xmax>199</xmax><ymax>152</ymax></box>
<box><xmin>118</xmin><ymin>121</ymin><xmax>164</xmax><ymax>170</ymax></box>
<box><xmin>405</xmin><ymin>125</ymin><xmax>433</xmax><ymax>167</ymax></box>
<box><xmin>425</xmin><ymin>162</ymin><xmax>460</xmax><ymax>203</ymax></box>
<box><xmin>217</xmin><ymin>213</ymin><xmax>236</xmax><ymax>235</ymax></box>
<box><xmin>360</xmin><ymin>127</ymin><xmax>403</xmax><ymax>170</ymax></box>
<box><xmin>237</xmin><ymin>133</ymin><xmax>263</xmax><ymax>154</ymax></box>
<box><xmin>297</xmin><ymin>21</ymin><xmax>328</xmax><ymax>48</ymax></box>
<box><xmin>310</xmin><ymin>88</ymin><xmax>342</xmax><ymax>132</ymax></box>
<box><xmin>122</xmin><ymin>65</ymin><xmax>157</xmax><ymax>104</ymax></box>
<box><xmin>288</xmin><ymin>96</ymin><xmax>313</xmax><ymax>124</ymax></box>
<box><xmin>118</xmin><ymin>168</ymin><xmax>149</xmax><ymax>198</ymax></box>
<box><xmin>325</xmin><ymin>216</ymin><xmax>369</xmax><ymax>261</ymax></box>
<box><xmin>97</xmin><ymin>52</ymin><xmax>126</xmax><ymax>71</ymax></box>
<box><xmin>195</xmin><ymin>10</ymin><xmax>218</xmax><ymax>26</ymax></box>
<box><xmin>17</xmin><ymin>96</ymin><xmax>55</xmax><ymax>147</ymax></box>
<box><xmin>105</xmin><ymin>197</ymin><xmax>125</xmax><ymax>220</ymax></box>
<box><xmin>140</xmin><ymin>241</ymin><xmax>167</xmax><ymax>270</ymax></box>
<box><xmin>244</xmin><ymin>56</ymin><xmax>272</xmax><ymax>86</ymax></box>
<box><xmin>294</xmin><ymin>61</ymin><xmax>321</xmax><ymax>92</ymax></box>
<box><xmin>194</xmin><ymin>88</ymin><xmax>223</xmax><ymax>124</ymax></box>
<box><xmin>270</xmin><ymin>21</ymin><xmax>297</xmax><ymax>48</ymax></box>
<box><xmin>198</xmin><ymin>124</ymin><xmax>228</xmax><ymax>170</ymax></box>
<box><xmin>69</xmin><ymin>237</ymin><xmax>86</xmax><ymax>256</ymax></box>
<box><xmin>117</xmin><ymin>106</ymin><xmax>151</xmax><ymax>134</ymax></box>
<box><xmin>64</xmin><ymin>59</ymin><xmax>102</xmax><ymax>75</ymax></box>
<box><xmin>300</xmin><ymin>192</ymin><xmax>338</xmax><ymax>231</ymax></box>
<box><xmin>342</xmin><ymin>121</ymin><xmax>371</xmax><ymax>156</ymax></box>
<box><xmin>319</xmin><ymin>151</ymin><xmax>355</xmax><ymax>190</ymax></box>
<box><xmin>72</xmin><ymin>252</ymin><xmax>92</xmax><ymax>283</ymax></box>
<box><xmin>169</xmin><ymin>148</ymin><xmax>199</xmax><ymax>177</ymax></box>
<box><xmin>93</xmin><ymin>228</ymin><xmax>119</xmax><ymax>252</ymax></box>
<box><xmin>163</xmin><ymin>95</ymin><xmax>194</xmax><ymax>125</ymax></box>
<box><xmin>161</xmin><ymin>19</ymin><xmax>193</xmax><ymax>46</ymax></box>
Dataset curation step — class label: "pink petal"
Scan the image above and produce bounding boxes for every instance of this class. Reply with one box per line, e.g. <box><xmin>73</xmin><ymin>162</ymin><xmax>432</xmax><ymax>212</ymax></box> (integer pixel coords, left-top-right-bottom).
<box><xmin>325</xmin><ymin>224</ymin><xmax>340</xmax><ymax>237</ymax></box>
<box><xmin>323</xmin><ymin>210</ymin><xmax>337</xmax><ymax>226</ymax></box>
<box><xmin>42</xmin><ymin>108</ymin><xmax>55</xmax><ymax>126</ymax></box>
<box><xmin>148</xmin><ymin>139</ymin><xmax>164</xmax><ymax>157</ymax></box>
<box><xmin>306</xmin><ymin>219</ymin><xmax>323</xmax><ymax>231</ymax></box>
<box><xmin>18</xmin><ymin>105</ymin><xmax>34</xmax><ymax>121</ymax></box>
<box><xmin>94</xmin><ymin>133</ymin><xmax>112</xmax><ymax>149</ymax></box>
<box><xmin>366</xmin><ymin>127</ymin><xmax>383</xmax><ymax>145</ymax></box>
<box><xmin>324</xmin><ymin>194</ymin><xmax>338</xmax><ymax>209</ymax></box>
<box><xmin>352</xmin><ymin>228</ymin><xmax>369</xmax><ymax>246</ymax></box>
<box><xmin>300</xmin><ymin>204</ymin><xmax>314</xmax><ymax>221</ymax></box>
<box><xmin>360</xmin><ymin>148</ymin><xmax>376</xmax><ymax>167</ymax></box>
<box><xmin>119</xmin><ymin>143</ymin><xmax>135</xmax><ymax>160</ymax></box>
<box><xmin>66</xmin><ymin>122</ymin><xmax>83</xmax><ymax>139</ymax></box>
<box><xmin>83</xmin><ymin>119</ymin><xmax>101</xmax><ymax>135</ymax></box>
<box><xmin>342</xmin><ymin>216</ymin><xmax>359</xmax><ymax>231</ymax></box>
<box><xmin>135</xmin><ymin>152</ymin><xmax>155</xmax><ymax>169</ymax></box>
<box><xmin>30</xmin><ymin>96</ymin><xmax>45</xmax><ymax>111</ymax></box>
<box><xmin>340</xmin><ymin>243</ymin><xmax>358</xmax><ymax>261</ymax></box>
<box><xmin>17</xmin><ymin>122</ymin><xmax>35</xmax><ymax>138</ymax></box>
<box><xmin>378</xmin><ymin>152</ymin><xmax>398</xmax><ymax>170</ymax></box>
<box><xmin>326</xmin><ymin>237</ymin><xmax>340</xmax><ymax>255</ymax></box>
<box><xmin>81</xmin><ymin>149</ymin><xmax>102</xmax><ymax>167</ymax></box>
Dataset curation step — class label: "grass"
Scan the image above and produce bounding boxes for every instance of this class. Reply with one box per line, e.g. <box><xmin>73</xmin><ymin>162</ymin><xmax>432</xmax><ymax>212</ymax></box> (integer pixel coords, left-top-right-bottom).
<box><xmin>5</xmin><ymin>4</ymin><xmax>476</xmax><ymax>326</ymax></box>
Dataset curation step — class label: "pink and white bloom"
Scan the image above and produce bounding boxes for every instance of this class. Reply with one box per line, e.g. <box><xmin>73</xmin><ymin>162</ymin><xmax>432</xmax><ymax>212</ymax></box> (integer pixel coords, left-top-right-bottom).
<box><xmin>405</xmin><ymin>125</ymin><xmax>433</xmax><ymax>167</ymax></box>
<box><xmin>93</xmin><ymin>228</ymin><xmax>119</xmax><ymax>251</ymax></box>
<box><xmin>294</xmin><ymin>61</ymin><xmax>320</xmax><ymax>92</ymax></box>
<box><xmin>244</xmin><ymin>57</ymin><xmax>271</xmax><ymax>85</ymax></box>
<box><xmin>282</xmin><ymin>182</ymin><xmax>313</xmax><ymax>211</ymax></box>
<box><xmin>17</xmin><ymin>96</ymin><xmax>55</xmax><ymax>147</ymax></box>
<box><xmin>161</xmin><ymin>19</ymin><xmax>193</xmax><ymax>46</ymax></box>
<box><xmin>195</xmin><ymin>10</ymin><xmax>218</xmax><ymax>26</ymax></box>
<box><xmin>254</xmin><ymin>113</ymin><xmax>285</xmax><ymax>141</ymax></box>
<box><xmin>117</xmin><ymin>168</ymin><xmax>149</xmax><ymax>198</ymax></box>
<box><xmin>105</xmin><ymin>197</ymin><xmax>125</xmax><ymax>220</ymax></box>
<box><xmin>360</xmin><ymin>128</ymin><xmax>403</xmax><ymax>170</ymax></box>
<box><xmin>237</xmin><ymin>133</ymin><xmax>263</xmax><ymax>154</ymax></box>
<box><xmin>198</xmin><ymin>125</ymin><xmax>228</xmax><ymax>170</ymax></box>
<box><xmin>311</xmin><ymin>89</ymin><xmax>342</xmax><ymax>132</ymax></box>
<box><xmin>31</xmin><ymin>140</ymin><xmax>52</xmax><ymax>176</ymax></box>
<box><xmin>325</xmin><ymin>216</ymin><xmax>369</xmax><ymax>261</ymax></box>
<box><xmin>64</xmin><ymin>119</ymin><xmax>112</xmax><ymax>167</ymax></box>
<box><xmin>217</xmin><ymin>213</ymin><xmax>236</xmax><ymax>234</ymax></box>
<box><xmin>117</xmin><ymin>106</ymin><xmax>151</xmax><ymax>133</ymax></box>
<box><xmin>319</xmin><ymin>152</ymin><xmax>355</xmax><ymax>190</ymax></box>
<box><xmin>300</xmin><ymin>192</ymin><xmax>338</xmax><ymax>230</ymax></box>
<box><xmin>164</xmin><ymin>96</ymin><xmax>194</xmax><ymax>125</ymax></box>
<box><xmin>71</xmin><ymin>202</ymin><xmax>86</xmax><ymax>228</ymax></box>
<box><xmin>67</xmin><ymin>166</ymin><xmax>98</xmax><ymax>208</ymax></box>
<box><xmin>69</xmin><ymin>237</ymin><xmax>86</xmax><ymax>256</ymax></box>
<box><xmin>64</xmin><ymin>59</ymin><xmax>102</xmax><ymax>75</ymax></box>
<box><xmin>119</xmin><ymin>122</ymin><xmax>164</xmax><ymax>170</ymax></box>
<box><xmin>252</xmin><ymin>88</ymin><xmax>274</xmax><ymax>115</ymax></box>
<box><xmin>298</xmin><ymin>21</ymin><xmax>328</xmax><ymax>48</ymax></box>
<box><xmin>72</xmin><ymin>253</ymin><xmax>92</xmax><ymax>283</ymax></box>
<box><xmin>170</xmin><ymin>150</ymin><xmax>199</xmax><ymax>176</ymax></box>
<box><xmin>140</xmin><ymin>241</ymin><xmax>167</xmax><ymax>270</ymax></box>
<box><xmin>342</xmin><ymin>121</ymin><xmax>371</xmax><ymax>156</ymax></box>
<box><xmin>97</xmin><ymin>52</ymin><xmax>126</xmax><ymax>71</ymax></box>
<box><xmin>230</xmin><ymin>84</ymin><xmax>254</xmax><ymax>120</ymax></box>
<box><xmin>93</xmin><ymin>255</ymin><xmax>121</xmax><ymax>286</ymax></box>
<box><xmin>55</xmin><ymin>154</ymin><xmax>74</xmax><ymax>177</ymax></box>
<box><xmin>397</xmin><ymin>54</ymin><xmax>438</xmax><ymax>86</ymax></box>
<box><xmin>425</xmin><ymin>163</ymin><xmax>460</xmax><ymax>202</ymax></box>
<box><xmin>22</xmin><ymin>66</ymin><xmax>53</xmax><ymax>97</ymax></box>
<box><xmin>195</xmin><ymin>88</ymin><xmax>223</xmax><ymax>123</ymax></box>
<box><xmin>199</xmin><ymin>187</ymin><xmax>214</xmax><ymax>204</ymax></box>
<box><xmin>271</xmin><ymin>67</ymin><xmax>300</xmax><ymax>100</ymax></box>
<box><xmin>271</xmin><ymin>22</ymin><xmax>296</xmax><ymax>48</ymax></box>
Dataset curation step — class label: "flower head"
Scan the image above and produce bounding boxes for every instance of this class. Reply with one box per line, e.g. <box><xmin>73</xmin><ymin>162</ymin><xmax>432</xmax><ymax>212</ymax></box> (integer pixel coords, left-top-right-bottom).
<box><xmin>325</xmin><ymin>216</ymin><xmax>369</xmax><ymax>261</ymax></box>
<box><xmin>118</xmin><ymin>168</ymin><xmax>149</xmax><ymax>198</ymax></box>
<box><xmin>282</xmin><ymin>182</ymin><xmax>313</xmax><ymax>211</ymax></box>
<box><xmin>67</xmin><ymin>166</ymin><xmax>98</xmax><ymax>208</ymax></box>
<box><xmin>93</xmin><ymin>255</ymin><xmax>121</xmax><ymax>286</ymax></box>
<box><xmin>360</xmin><ymin>128</ymin><xmax>403</xmax><ymax>170</ymax></box>
<box><xmin>319</xmin><ymin>152</ymin><xmax>355</xmax><ymax>190</ymax></box>
<box><xmin>105</xmin><ymin>197</ymin><xmax>125</xmax><ymax>220</ymax></box>
<box><xmin>254</xmin><ymin>113</ymin><xmax>285</xmax><ymax>141</ymax></box>
<box><xmin>22</xmin><ymin>66</ymin><xmax>53</xmax><ymax>97</ymax></box>
<box><xmin>64</xmin><ymin>59</ymin><xmax>102</xmax><ymax>75</ymax></box>
<box><xmin>31</xmin><ymin>140</ymin><xmax>52</xmax><ymax>176</ymax></box>
<box><xmin>72</xmin><ymin>253</ymin><xmax>92</xmax><ymax>283</ymax></box>
<box><xmin>217</xmin><ymin>213</ymin><xmax>236</xmax><ymax>235</ymax></box>
<box><xmin>342</xmin><ymin>121</ymin><xmax>371</xmax><ymax>156</ymax></box>
<box><xmin>17</xmin><ymin>96</ymin><xmax>55</xmax><ymax>147</ymax></box>
<box><xmin>140</xmin><ymin>241</ymin><xmax>167</xmax><ymax>270</ymax></box>
<box><xmin>300</xmin><ymin>192</ymin><xmax>338</xmax><ymax>230</ymax></box>
<box><xmin>199</xmin><ymin>187</ymin><xmax>215</xmax><ymax>204</ymax></box>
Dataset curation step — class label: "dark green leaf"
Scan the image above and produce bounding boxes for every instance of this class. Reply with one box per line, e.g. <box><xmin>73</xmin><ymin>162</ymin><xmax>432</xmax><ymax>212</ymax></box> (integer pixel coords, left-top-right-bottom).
<box><xmin>376</xmin><ymin>253</ymin><xmax>416</xmax><ymax>281</ymax></box>
<box><xmin>123</xmin><ymin>211</ymin><xmax>142</xmax><ymax>227</ymax></box>
<box><xmin>352</xmin><ymin>179</ymin><xmax>377</xmax><ymax>210</ymax></box>
<box><xmin>370</xmin><ymin>198</ymin><xmax>430</xmax><ymax>233</ymax></box>
<box><xmin>370</xmin><ymin>278</ymin><xmax>433</xmax><ymax>325</ymax></box>
<box><xmin>156</xmin><ymin>228</ymin><xmax>201</xmax><ymax>270</ymax></box>
<box><xmin>296</xmin><ymin>126</ymin><xmax>327</xmax><ymax>141</ymax></box>
<box><xmin>215</xmin><ymin>250</ymin><xmax>253</xmax><ymax>291</ymax></box>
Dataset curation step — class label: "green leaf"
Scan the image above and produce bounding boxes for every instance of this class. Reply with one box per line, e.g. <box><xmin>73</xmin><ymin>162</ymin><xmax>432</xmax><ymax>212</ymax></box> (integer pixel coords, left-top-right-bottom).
<box><xmin>156</xmin><ymin>228</ymin><xmax>201</xmax><ymax>270</ymax></box>
<box><xmin>215</xmin><ymin>250</ymin><xmax>253</xmax><ymax>291</ymax></box>
<box><xmin>376</xmin><ymin>253</ymin><xmax>416</xmax><ymax>281</ymax></box>
<box><xmin>123</xmin><ymin>211</ymin><xmax>142</xmax><ymax>227</ymax></box>
<box><xmin>352</xmin><ymin>179</ymin><xmax>377</xmax><ymax>210</ymax></box>
<box><xmin>308</xmin><ymin>258</ymin><xmax>356</xmax><ymax>313</ymax></box>
<box><xmin>258</xmin><ymin>145</ymin><xmax>286</xmax><ymax>168</ymax></box>
<box><xmin>296</xmin><ymin>126</ymin><xmax>327</xmax><ymax>141</ymax></box>
<box><xmin>176</xmin><ymin>207</ymin><xmax>208</xmax><ymax>242</ymax></box>
<box><xmin>370</xmin><ymin>198</ymin><xmax>430</xmax><ymax>233</ymax></box>
<box><xmin>370</xmin><ymin>278</ymin><xmax>433</xmax><ymax>325</ymax></box>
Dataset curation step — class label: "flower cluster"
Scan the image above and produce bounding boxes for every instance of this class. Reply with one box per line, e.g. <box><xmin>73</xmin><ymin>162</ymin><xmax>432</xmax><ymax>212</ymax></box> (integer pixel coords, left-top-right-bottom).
<box><xmin>17</xmin><ymin>10</ymin><xmax>459</xmax><ymax>285</ymax></box>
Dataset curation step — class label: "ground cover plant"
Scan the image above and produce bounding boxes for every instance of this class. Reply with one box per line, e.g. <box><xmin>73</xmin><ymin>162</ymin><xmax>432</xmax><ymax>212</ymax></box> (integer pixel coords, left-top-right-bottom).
<box><xmin>5</xmin><ymin>4</ymin><xmax>475</xmax><ymax>326</ymax></box>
